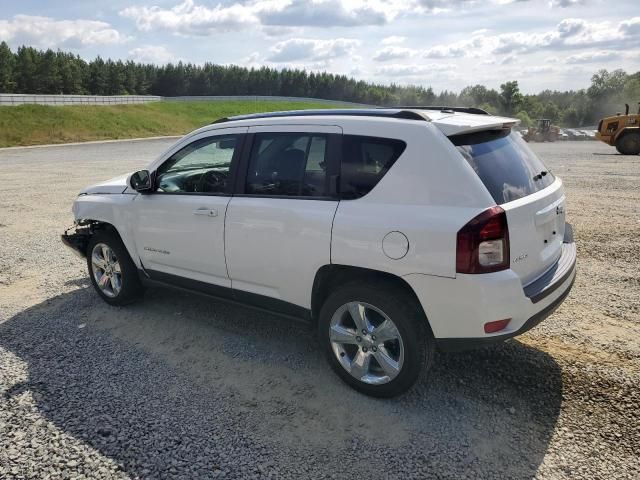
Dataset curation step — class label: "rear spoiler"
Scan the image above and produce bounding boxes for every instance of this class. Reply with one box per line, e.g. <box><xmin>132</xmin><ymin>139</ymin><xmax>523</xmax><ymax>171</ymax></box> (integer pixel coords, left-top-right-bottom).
<box><xmin>431</xmin><ymin>114</ymin><xmax>519</xmax><ymax>136</ymax></box>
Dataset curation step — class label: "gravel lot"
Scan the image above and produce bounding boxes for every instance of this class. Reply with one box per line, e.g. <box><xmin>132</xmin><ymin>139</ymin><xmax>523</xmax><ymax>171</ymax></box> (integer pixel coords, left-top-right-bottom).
<box><xmin>1</xmin><ymin>139</ymin><xmax>638</xmax><ymax>479</ymax></box>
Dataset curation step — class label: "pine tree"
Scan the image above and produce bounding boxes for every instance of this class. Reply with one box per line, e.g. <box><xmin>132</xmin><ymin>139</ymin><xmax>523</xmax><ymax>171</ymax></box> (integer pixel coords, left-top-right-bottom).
<box><xmin>14</xmin><ymin>46</ymin><xmax>38</xmax><ymax>93</ymax></box>
<box><xmin>0</xmin><ymin>41</ymin><xmax>15</xmax><ymax>92</ymax></box>
<box><xmin>36</xmin><ymin>49</ymin><xmax>62</xmax><ymax>93</ymax></box>
<box><xmin>87</xmin><ymin>57</ymin><xmax>107</xmax><ymax>95</ymax></box>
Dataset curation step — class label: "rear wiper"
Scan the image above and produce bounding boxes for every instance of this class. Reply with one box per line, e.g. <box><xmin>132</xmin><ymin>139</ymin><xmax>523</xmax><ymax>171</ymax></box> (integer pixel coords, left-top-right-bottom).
<box><xmin>533</xmin><ymin>170</ymin><xmax>548</xmax><ymax>181</ymax></box>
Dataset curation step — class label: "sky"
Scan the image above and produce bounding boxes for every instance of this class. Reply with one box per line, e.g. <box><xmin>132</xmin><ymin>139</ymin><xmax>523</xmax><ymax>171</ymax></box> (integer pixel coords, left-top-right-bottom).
<box><xmin>0</xmin><ymin>0</ymin><xmax>639</xmax><ymax>94</ymax></box>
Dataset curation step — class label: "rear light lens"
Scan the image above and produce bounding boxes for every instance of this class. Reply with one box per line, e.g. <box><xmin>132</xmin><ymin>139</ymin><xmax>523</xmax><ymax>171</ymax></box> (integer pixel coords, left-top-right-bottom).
<box><xmin>484</xmin><ymin>318</ymin><xmax>511</xmax><ymax>334</ymax></box>
<box><xmin>456</xmin><ymin>206</ymin><xmax>510</xmax><ymax>274</ymax></box>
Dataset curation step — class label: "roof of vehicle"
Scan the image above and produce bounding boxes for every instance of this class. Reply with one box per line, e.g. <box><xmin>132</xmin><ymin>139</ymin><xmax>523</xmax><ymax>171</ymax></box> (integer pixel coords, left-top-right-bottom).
<box><xmin>212</xmin><ymin>107</ymin><xmax>519</xmax><ymax>137</ymax></box>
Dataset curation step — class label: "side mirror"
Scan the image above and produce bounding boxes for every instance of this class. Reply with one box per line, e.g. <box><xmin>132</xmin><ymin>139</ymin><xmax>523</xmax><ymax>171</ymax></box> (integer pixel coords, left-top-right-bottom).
<box><xmin>130</xmin><ymin>170</ymin><xmax>152</xmax><ymax>192</ymax></box>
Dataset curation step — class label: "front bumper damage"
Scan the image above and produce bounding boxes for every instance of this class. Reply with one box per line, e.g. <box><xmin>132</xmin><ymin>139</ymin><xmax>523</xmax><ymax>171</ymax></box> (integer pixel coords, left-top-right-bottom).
<box><xmin>61</xmin><ymin>223</ymin><xmax>93</xmax><ymax>258</ymax></box>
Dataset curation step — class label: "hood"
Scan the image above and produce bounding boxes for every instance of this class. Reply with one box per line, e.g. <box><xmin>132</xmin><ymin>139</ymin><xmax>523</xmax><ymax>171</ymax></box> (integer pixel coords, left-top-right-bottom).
<box><xmin>80</xmin><ymin>173</ymin><xmax>131</xmax><ymax>195</ymax></box>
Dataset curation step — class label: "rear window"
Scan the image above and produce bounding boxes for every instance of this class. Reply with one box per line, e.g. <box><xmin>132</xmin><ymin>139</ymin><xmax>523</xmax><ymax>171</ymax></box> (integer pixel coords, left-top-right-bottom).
<box><xmin>452</xmin><ymin>130</ymin><xmax>555</xmax><ymax>204</ymax></box>
<box><xmin>341</xmin><ymin>135</ymin><xmax>406</xmax><ymax>199</ymax></box>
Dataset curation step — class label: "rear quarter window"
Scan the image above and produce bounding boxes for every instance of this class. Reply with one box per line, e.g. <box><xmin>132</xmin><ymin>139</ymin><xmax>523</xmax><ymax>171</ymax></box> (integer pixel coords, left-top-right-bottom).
<box><xmin>451</xmin><ymin>130</ymin><xmax>555</xmax><ymax>204</ymax></box>
<box><xmin>341</xmin><ymin>135</ymin><xmax>406</xmax><ymax>199</ymax></box>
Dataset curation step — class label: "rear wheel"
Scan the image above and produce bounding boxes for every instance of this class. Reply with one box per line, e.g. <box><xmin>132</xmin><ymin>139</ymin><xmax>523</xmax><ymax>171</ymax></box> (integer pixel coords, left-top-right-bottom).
<box><xmin>87</xmin><ymin>230</ymin><xmax>143</xmax><ymax>306</ymax></box>
<box><xmin>318</xmin><ymin>281</ymin><xmax>434</xmax><ymax>397</ymax></box>
<box><xmin>615</xmin><ymin>132</ymin><xmax>640</xmax><ymax>155</ymax></box>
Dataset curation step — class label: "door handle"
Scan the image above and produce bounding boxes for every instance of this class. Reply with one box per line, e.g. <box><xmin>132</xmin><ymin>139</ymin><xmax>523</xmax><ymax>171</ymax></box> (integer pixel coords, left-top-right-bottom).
<box><xmin>193</xmin><ymin>208</ymin><xmax>218</xmax><ymax>217</ymax></box>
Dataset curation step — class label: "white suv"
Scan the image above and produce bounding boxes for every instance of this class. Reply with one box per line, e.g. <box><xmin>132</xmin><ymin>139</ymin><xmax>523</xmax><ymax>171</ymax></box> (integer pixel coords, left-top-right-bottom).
<box><xmin>62</xmin><ymin>107</ymin><xmax>576</xmax><ymax>397</ymax></box>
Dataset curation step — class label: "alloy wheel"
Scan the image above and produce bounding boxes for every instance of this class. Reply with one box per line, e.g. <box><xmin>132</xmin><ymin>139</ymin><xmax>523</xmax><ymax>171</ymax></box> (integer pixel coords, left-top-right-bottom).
<box><xmin>329</xmin><ymin>301</ymin><xmax>405</xmax><ymax>385</ymax></box>
<box><xmin>91</xmin><ymin>243</ymin><xmax>122</xmax><ymax>298</ymax></box>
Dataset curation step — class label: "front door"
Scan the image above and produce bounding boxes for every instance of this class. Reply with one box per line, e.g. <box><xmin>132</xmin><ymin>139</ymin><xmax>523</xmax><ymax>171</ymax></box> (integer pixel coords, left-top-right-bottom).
<box><xmin>132</xmin><ymin>127</ymin><xmax>246</xmax><ymax>288</ymax></box>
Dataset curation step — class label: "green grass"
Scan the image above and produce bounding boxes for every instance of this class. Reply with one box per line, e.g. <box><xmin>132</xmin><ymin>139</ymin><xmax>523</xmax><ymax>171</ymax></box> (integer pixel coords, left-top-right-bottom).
<box><xmin>0</xmin><ymin>101</ymin><xmax>346</xmax><ymax>147</ymax></box>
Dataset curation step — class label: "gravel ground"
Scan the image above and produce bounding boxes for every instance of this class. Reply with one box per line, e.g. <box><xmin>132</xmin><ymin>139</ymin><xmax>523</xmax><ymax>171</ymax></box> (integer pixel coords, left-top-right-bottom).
<box><xmin>0</xmin><ymin>139</ymin><xmax>638</xmax><ymax>479</ymax></box>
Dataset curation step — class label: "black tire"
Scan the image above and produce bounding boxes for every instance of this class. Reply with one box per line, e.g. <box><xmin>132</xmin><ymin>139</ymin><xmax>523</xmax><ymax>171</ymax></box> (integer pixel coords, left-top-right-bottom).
<box><xmin>86</xmin><ymin>229</ymin><xmax>143</xmax><ymax>306</ymax></box>
<box><xmin>318</xmin><ymin>280</ymin><xmax>434</xmax><ymax>397</ymax></box>
<box><xmin>615</xmin><ymin>132</ymin><xmax>640</xmax><ymax>155</ymax></box>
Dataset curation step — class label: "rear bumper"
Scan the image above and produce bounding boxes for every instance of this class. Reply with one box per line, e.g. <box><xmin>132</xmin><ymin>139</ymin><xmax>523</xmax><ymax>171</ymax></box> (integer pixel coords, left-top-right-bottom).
<box><xmin>523</xmin><ymin>231</ymin><xmax>576</xmax><ymax>304</ymax></box>
<box><xmin>404</xmin><ymin>234</ymin><xmax>577</xmax><ymax>352</ymax></box>
<box><xmin>436</xmin><ymin>272</ymin><xmax>575</xmax><ymax>351</ymax></box>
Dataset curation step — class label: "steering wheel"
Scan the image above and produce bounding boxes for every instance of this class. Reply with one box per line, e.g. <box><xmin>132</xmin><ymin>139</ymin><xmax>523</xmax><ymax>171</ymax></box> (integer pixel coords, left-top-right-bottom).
<box><xmin>195</xmin><ymin>170</ymin><xmax>225</xmax><ymax>193</ymax></box>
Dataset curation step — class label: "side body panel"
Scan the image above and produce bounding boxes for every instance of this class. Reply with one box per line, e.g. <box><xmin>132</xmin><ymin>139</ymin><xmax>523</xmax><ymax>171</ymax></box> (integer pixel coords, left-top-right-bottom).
<box><xmin>73</xmin><ymin>193</ymin><xmax>140</xmax><ymax>266</ymax></box>
<box><xmin>225</xmin><ymin>124</ymin><xmax>341</xmax><ymax>309</ymax></box>
<box><xmin>131</xmin><ymin>194</ymin><xmax>232</xmax><ymax>287</ymax></box>
<box><xmin>130</xmin><ymin>126</ymin><xmax>248</xmax><ymax>287</ymax></box>
<box><xmin>226</xmin><ymin>198</ymin><xmax>338</xmax><ymax>307</ymax></box>
<box><xmin>331</xmin><ymin>120</ymin><xmax>495</xmax><ymax>279</ymax></box>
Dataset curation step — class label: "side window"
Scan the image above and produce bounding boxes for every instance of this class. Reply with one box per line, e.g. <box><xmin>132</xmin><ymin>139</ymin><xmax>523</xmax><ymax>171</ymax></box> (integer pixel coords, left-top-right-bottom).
<box><xmin>246</xmin><ymin>133</ymin><xmax>328</xmax><ymax>197</ymax></box>
<box><xmin>340</xmin><ymin>135</ymin><xmax>406</xmax><ymax>199</ymax></box>
<box><xmin>156</xmin><ymin>135</ymin><xmax>239</xmax><ymax>194</ymax></box>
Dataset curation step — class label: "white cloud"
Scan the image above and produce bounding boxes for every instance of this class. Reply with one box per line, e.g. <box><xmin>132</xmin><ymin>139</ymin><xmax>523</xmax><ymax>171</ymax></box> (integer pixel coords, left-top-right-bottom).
<box><xmin>120</xmin><ymin>0</ymin><xmax>410</xmax><ymax>35</ymax></box>
<box><xmin>413</xmin><ymin>0</ymin><xmax>473</xmax><ymax>13</ymax></box>
<box><xmin>619</xmin><ymin>17</ymin><xmax>640</xmax><ymax>36</ymax></box>
<box><xmin>266</xmin><ymin>38</ymin><xmax>360</xmax><ymax>62</ymax></box>
<box><xmin>420</xmin><ymin>17</ymin><xmax>640</xmax><ymax>59</ymax></box>
<box><xmin>381</xmin><ymin>35</ymin><xmax>407</xmax><ymax>45</ymax></box>
<box><xmin>423</xmin><ymin>43</ymin><xmax>468</xmax><ymax>59</ymax></box>
<box><xmin>549</xmin><ymin>0</ymin><xmax>586</xmax><ymax>7</ymax></box>
<box><xmin>522</xmin><ymin>65</ymin><xmax>555</xmax><ymax>74</ymax></box>
<box><xmin>257</xmin><ymin>0</ymin><xmax>388</xmax><ymax>27</ymax></box>
<box><xmin>0</xmin><ymin>15</ymin><xmax>127</xmax><ymax>48</ymax></box>
<box><xmin>373</xmin><ymin>46</ymin><xmax>417</xmax><ymax>61</ymax></box>
<box><xmin>375</xmin><ymin>63</ymin><xmax>456</xmax><ymax>77</ymax></box>
<box><xmin>128</xmin><ymin>45</ymin><xmax>177</xmax><ymax>64</ymax></box>
<box><xmin>500</xmin><ymin>54</ymin><xmax>517</xmax><ymax>65</ymax></box>
<box><xmin>120</xmin><ymin>0</ymin><xmax>257</xmax><ymax>35</ymax></box>
<box><xmin>565</xmin><ymin>50</ymin><xmax>622</xmax><ymax>63</ymax></box>
<box><xmin>244</xmin><ymin>52</ymin><xmax>261</xmax><ymax>64</ymax></box>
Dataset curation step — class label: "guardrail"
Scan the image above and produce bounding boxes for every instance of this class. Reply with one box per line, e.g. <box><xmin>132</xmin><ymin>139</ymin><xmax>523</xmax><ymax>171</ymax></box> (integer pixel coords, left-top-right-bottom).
<box><xmin>0</xmin><ymin>94</ymin><xmax>367</xmax><ymax>106</ymax></box>
<box><xmin>163</xmin><ymin>95</ymin><xmax>368</xmax><ymax>106</ymax></box>
<box><xmin>0</xmin><ymin>94</ymin><xmax>163</xmax><ymax>106</ymax></box>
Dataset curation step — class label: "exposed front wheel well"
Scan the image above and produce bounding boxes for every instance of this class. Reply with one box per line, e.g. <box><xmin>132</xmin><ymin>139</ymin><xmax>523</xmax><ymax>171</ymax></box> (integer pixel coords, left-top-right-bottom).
<box><xmin>311</xmin><ymin>264</ymin><xmax>431</xmax><ymax>329</ymax></box>
<box><xmin>65</xmin><ymin>220</ymin><xmax>122</xmax><ymax>256</ymax></box>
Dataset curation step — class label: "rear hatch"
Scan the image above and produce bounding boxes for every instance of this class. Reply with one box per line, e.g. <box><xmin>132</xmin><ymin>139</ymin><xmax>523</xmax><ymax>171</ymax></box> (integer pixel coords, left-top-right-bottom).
<box><xmin>449</xmin><ymin>126</ymin><xmax>565</xmax><ymax>285</ymax></box>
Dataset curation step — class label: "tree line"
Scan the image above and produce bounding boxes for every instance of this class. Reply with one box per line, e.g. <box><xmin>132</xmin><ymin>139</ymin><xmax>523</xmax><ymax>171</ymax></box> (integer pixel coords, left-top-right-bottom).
<box><xmin>0</xmin><ymin>42</ymin><xmax>639</xmax><ymax>127</ymax></box>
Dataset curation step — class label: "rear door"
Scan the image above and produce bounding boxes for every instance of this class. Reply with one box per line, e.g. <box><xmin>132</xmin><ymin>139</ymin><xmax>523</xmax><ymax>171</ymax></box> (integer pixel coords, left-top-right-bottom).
<box><xmin>452</xmin><ymin>129</ymin><xmax>565</xmax><ymax>285</ymax></box>
<box><xmin>225</xmin><ymin>125</ymin><xmax>341</xmax><ymax>310</ymax></box>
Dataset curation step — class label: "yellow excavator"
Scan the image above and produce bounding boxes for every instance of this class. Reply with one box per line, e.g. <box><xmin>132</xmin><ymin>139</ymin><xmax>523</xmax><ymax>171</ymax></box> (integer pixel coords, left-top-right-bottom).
<box><xmin>596</xmin><ymin>103</ymin><xmax>640</xmax><ymax>155</ymax></box>
<box><xmin>522</xmin><ymin>119</ymin><xmax>560</xmax><ymax>142</ymax></box>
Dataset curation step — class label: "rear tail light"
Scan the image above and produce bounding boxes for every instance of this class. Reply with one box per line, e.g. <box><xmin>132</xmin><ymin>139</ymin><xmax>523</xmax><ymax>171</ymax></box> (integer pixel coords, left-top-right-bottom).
<box><xmin>456</xmin><ymin>206</ymin><xmax>510</xmax><ymax>274</ymax></box>
<box><xmin>484</xmin><ymin>318</ymin><xmax>511</xmax><ymax>334</ymax></box>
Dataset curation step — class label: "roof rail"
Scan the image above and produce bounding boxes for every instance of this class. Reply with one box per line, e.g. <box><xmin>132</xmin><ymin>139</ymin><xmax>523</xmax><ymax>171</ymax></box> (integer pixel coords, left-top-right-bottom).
<box><xmin>392</xmin><ymin>106</ymin><xmax>490</xmax><ymax>115</ymax></box>
<box><xmin>212</xmin><ymin>108</ymin><xmax>427</xmax><ymax>124</ymax></box>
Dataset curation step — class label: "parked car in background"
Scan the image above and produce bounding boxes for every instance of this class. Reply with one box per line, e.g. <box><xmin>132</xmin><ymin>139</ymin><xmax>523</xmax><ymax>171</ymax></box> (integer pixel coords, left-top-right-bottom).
<box><xmin>565</xmin><ymin>129</ymin><xmax>586</xmax><ymax>140</ymax></box>
<box><xmin>62</xmin><ymin>107</ymin><xmax>576</xmax><ymax>397</ymax></box>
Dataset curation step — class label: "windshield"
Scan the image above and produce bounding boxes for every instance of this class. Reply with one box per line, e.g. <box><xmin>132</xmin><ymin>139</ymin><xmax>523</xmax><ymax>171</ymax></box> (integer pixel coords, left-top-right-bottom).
<box><xmin>452</xmin><ymin>130</ymin><xmax>555</xmax><ymax>204</ymax></box>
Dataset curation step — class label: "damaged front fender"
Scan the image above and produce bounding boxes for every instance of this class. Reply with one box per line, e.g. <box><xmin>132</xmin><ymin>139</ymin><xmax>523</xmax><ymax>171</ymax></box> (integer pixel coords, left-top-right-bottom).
<box><xmin>61</xmin><ymin>222</ymin><xmax>94</xmax><ymax>258</ymax></box>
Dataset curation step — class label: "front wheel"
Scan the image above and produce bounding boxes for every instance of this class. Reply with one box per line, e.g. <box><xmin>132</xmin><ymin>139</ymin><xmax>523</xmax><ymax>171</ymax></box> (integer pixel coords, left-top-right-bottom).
<box><xmin>87</xmin><ymin>230</ymin><xmax>143</xmax><ymax>306</ymax></box>
<box><xmin>615</xmin><ymin>133</ymin><xmax>640</xmax><ymax>155</ymax></box>
<box><xmin>318</xmin><ymin>281</ymin><xmax>434</xmax><ymax>397</ymax></box>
